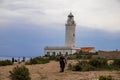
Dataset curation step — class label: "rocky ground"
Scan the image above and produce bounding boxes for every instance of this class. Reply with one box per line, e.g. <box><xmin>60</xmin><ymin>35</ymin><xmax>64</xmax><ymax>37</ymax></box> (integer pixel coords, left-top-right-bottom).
<box><xmin>0</xmin><ymin>60</ymin><xmax>120</xmax><ymax>80</ymax></box>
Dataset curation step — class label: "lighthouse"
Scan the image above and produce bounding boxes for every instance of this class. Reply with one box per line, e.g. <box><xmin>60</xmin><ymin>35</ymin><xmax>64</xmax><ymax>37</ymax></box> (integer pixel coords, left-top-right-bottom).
<box><xmin>44</xmin><ymin>13</ymin><xmax>79</xmax><ymax>56</ymax></box>
<box><xmin>65</xmin><ymin>12</ymin><xmax>76</xmax><ymax>47</ymax></box>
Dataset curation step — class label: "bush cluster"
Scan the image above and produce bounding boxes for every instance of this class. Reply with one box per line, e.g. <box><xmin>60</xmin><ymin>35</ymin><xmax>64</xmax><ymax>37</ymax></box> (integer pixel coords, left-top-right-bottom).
<box><xmin>26</xmin><ymin>57</ymin><xmax>50</xmax><ymax>65</ymax></box>
<box><xmin>49</xmin><ymin>55</ymin><xmax>60</xmax><ymax>61</ymax></box>
<box><xmin>0</xmin><ymin>60</ymin><xmax>13</xmax><ymax>66</ymax></box>
<box><xmin>112</xmin><ymin>59</ymin><xmax>120</xmax><ymax>68</ymax></box>
<box><xmin>99</xmin><ymin>75</ymin><xmax>112</xmax><ymax>80</ymax></box>
<box><xmin>72</xmin><ymin>51</ymin><xmax>97</xmax><ymax>59</ymax></box>
<box><xmin>68</xmin><ymin>60</ymin><xmax>95</xmax><ymax>71</ymax></box>
<box><xmin>89</xmin><ymin>58</ymin><xmax>107</xmax><ymax>68</ymax></box>
<box><xmin>44</xmin><ymin>55</ymin><xmax>62</xmax><ymax>61</ymax></box>
<box><xmin>68</xmin><ymin>58</ymin><xmax>112</xmax><ymax>71</ymax></box>
<box><xmin>9</xmin><ymin>66</ymin><xmax>31</xmax><ymax>80</ymax></box>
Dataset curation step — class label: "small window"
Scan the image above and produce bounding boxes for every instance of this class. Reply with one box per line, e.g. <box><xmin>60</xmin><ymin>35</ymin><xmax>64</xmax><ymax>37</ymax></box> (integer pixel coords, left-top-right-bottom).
<box><xmin>47</xmin><ymin>52</ymin><xmax>50</xmax><ymax>55</ymax></box>
<box><xmin>52</xmin><ymin>52</ymin><xmax>56</xmax><ymax>56</ymax></box>
<box><xmin>59</xmin><ymin>52</ymin><xmax>61</xmax><ymax>55</ymax></box>
<box><xmin>66</xmin><ymin>52</ymin><xmax>68</xmax><ymax>56</ymax></box>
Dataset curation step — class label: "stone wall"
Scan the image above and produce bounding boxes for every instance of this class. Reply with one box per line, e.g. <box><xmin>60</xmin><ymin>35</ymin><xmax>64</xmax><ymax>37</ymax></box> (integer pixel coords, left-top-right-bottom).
<box><xmin>92</xmin><ymin>51</ymin><xmax>120</xmax><ymax>59</ymax></box>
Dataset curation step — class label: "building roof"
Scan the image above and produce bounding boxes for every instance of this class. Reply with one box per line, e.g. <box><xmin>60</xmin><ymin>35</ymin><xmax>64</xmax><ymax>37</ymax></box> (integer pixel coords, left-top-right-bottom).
<box><xmin>81</xmin><ymin>47</ymin><xmax>95</xmax><ymax>53</ymax></box>
<box><xmin>44</xmin><ymin>46</ymin><xmax>74</xmax><ymax>50</ymax></box>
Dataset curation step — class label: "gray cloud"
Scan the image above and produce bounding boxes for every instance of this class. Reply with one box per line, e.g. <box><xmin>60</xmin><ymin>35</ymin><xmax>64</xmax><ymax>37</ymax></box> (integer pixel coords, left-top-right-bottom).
<box><xmin>0</xmin><ymin>0</ymin><xmax>120</xmax><ymax>32</ymax></box>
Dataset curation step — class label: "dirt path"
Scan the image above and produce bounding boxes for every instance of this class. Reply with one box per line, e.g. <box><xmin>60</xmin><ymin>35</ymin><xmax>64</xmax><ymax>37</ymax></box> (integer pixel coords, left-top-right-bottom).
<box><xmin>0</xmin><ymin>61</ymin><xmax>120</xmax><ymax>80</ymax></box>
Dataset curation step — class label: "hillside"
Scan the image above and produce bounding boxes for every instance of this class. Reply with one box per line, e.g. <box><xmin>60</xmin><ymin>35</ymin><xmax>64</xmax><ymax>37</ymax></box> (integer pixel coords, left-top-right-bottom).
<box><xmin>0</xmin><ymin>60</ymin><xmax>120</xmax><ymax>80</ymax></box>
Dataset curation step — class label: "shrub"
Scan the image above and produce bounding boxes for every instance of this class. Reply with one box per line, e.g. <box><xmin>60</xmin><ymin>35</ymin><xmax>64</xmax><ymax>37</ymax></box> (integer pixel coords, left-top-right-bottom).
<box><xmin>68</xmin><ymin>60</ymin><xmax>95</xmax><ymax>71</ymax></box>
<box><xmin>106</xmin><ymin>75</ymin><xmax>112</xmax><ymax>80</ymax></box>
<box><xmin>49</xmin><ymin>55</ymin><xmax>56</xmax><ymax>60</ymax></box>
<box><xmin>72</xmin><ymin>63</ymin><xmax>81</xmax><ymax>71</ymax></box>
<box><xmin>84</xmin><ymin>54</ymin><xmax>92</xmax><ymax>59</ymax></box>
<box><xmin>0</xmin><ymin>60</ymin><xmax>13</xmax><ymax>66</ymax></box>
<box><xmin>112</xmin><ymin>59</ymin><xmax>120</xmax><ymax>68</ymax></box>
<box><xmin>68</xmin><ymin>62</ymin><xmax>82</xmax><ymax>71</ymax></box>
<box><xmin>99</xmin><ymin>75</ymin><xmax>106</xmax><ymax>80</ymax></box>
<box><xmin>68</xmin><ymin>58</ymin><xmax>120</xmax><ymax>71</ymax></box>
<box><xmin>67</xmin><ymin>55</ymin><xmax>77</xmax><ymax>60</ymax></box>
<box><xmin>48</xmin><ymin>55</ymin><xmax>60</xmax><ymax>61</ymax></box>
<box><xmin>99</xmin><ymin>75</ymin><xmax>112</xmax><ymax>80</ymax></box>
<box><xmin>26</xmin><ymin>57</ymin><xmax>50</xmax><ymax>65</ymax></box>
<box><xmin>81</xmin><ymin>63</ymin><xmax>95</xmax><ymax>71</ymax></box>
<box><xmin>89</xmin><ymin>58</ymin><xmax>107</xmax><ymax>68</ymax></box>
<box><xmin>9</xmin><ymin>66</ymin><xmax>31</xmax><ymax>80</ymax></box>
<box><xmin>78</xmin><ymin>61</ymin><xmax>95</xmax><ymax>71</ymax></box>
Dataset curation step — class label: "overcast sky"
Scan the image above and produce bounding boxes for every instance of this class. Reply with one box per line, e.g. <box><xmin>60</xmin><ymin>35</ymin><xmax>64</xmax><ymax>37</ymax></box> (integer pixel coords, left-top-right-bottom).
<box><xmin>0</xmin><ymin>0</ymin><xmax>120</xmax><ymax>57</ymax></box>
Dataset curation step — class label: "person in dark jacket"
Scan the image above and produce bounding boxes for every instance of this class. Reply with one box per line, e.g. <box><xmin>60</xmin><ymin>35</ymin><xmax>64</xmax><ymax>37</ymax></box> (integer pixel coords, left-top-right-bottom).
<box><xmin>12</xmin><ymin>57</ymin><xmax>14</xmax><ymax>63</ymax></box>
<box><xmin>59</xmin><ymin>54</ymin><xmax>67</xmax><ymax>72</ymax></box>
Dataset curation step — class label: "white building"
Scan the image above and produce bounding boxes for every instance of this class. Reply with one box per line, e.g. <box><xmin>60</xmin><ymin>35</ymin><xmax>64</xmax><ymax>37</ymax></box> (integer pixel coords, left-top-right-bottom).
<box><xmin>44</xmin><ymin>13</ymin><xmax>78</xmax><ymax>56</ymax></box>
<box><xmin>44</xmin><ymin>47</ymin><xmax>77</xmax><ymax>56</ymax></box>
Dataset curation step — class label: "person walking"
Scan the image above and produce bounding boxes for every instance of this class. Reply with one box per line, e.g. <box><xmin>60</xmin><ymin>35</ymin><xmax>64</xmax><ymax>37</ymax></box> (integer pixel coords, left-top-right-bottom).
<box><xmin>22</xmin><ymin>56</ymin><xmax>25</xmax><ymax>62</ymax></box>
<box><xmin>59</xmin><ymin>54</ymin><xmax>67</xmax><ymax>72</ymax></box>
<box><xmin>12</xmin><ymin>57</ymin><xmax>14</xmax><ymax>63</ymax></box>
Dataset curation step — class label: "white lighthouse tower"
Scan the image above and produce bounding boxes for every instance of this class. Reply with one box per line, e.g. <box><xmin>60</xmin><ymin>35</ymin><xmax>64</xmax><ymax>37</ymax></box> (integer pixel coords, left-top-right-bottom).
<box><xmin>65</xmin><ymin>12</ymin><xmax>76</xmax><ymax>47</ymax></box>
<box><xmin>44</xmin><ymin>13</ymin><xmax>78</xmax><ymax>56</ymax></box>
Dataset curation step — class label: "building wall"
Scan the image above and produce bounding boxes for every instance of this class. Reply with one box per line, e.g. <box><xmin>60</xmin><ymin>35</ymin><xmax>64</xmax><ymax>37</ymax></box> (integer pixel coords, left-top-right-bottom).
<box><xmin>44</xmin><ymin>46</ymin><xmax>81</xmax><ymax>56</ymax></box>
<box><xmin>45</xmin><ymin>49</ymin><xmax>73</xmax><ymax>56</ymax></box>
<box><xmin>65</xmin><ymin>25</ymin><xmax>75</xmax><ymax>47</ymax></box>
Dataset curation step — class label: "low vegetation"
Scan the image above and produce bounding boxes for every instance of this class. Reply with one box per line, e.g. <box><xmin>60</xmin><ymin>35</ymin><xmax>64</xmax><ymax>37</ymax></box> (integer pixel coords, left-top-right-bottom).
<box><xmin>25</xmin><ymin>57</ymin><xmax>50</xmax><ymax>65</ymax></box>
<box><xmin>0</xmin><ymin>60</ymin><xmax>13</xmax><ymax>66</ymax></box>
<box><xmin>9</xmin><ymin>66</ymin><xmax>31</xmax><ymax>80</ymax></box>
<box><xmin>112</xmin><ymin>59</ymin><xmax>120</xmax><ymax>68</ymax></box>
<box><xmin>44</xmin><ymin>54</ymin><xmax>60</xmax><ymax>61</ymax></box>
<box><xmin>68</xmin><ymin>60</ymin><xmax>95</xmax><ymax>71</ymax></box>
<box><xmin>99</xmin><ymin>75</ymin><xmax>112</xmax><ymax>80</ymax></box>
<box><xmin>68</xmin><ymin>58</ymin><xmax>120</xmax><ymax>71</ymax></box>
